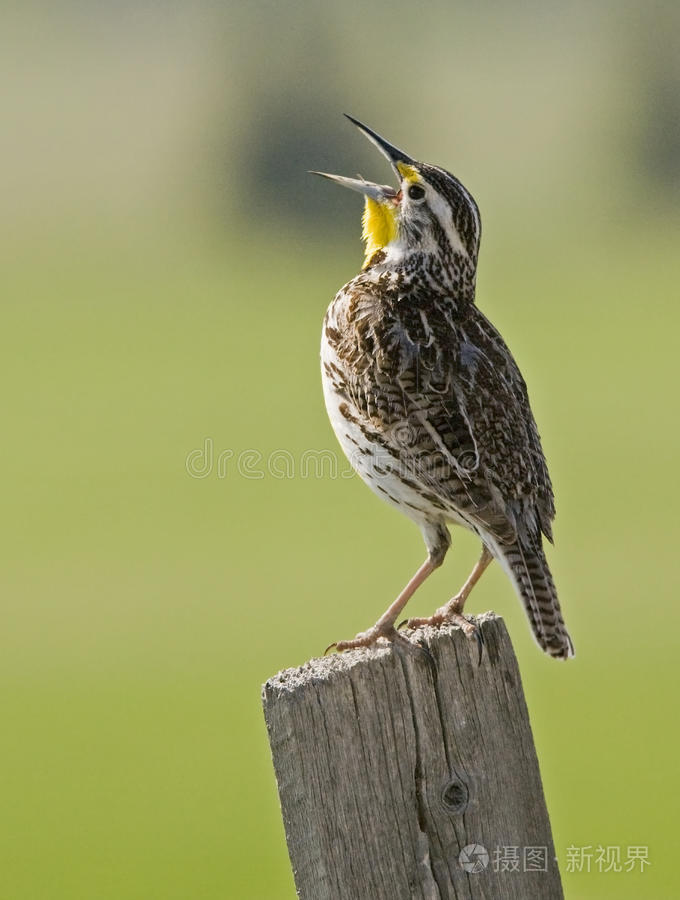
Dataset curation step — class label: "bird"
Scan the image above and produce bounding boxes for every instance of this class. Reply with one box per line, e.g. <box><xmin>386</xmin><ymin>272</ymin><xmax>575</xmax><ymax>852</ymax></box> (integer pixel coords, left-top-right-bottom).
<box><xmin>313</xmin><ymin>115</ymin><xmax>573</xmax><ymax>660</ymax></box>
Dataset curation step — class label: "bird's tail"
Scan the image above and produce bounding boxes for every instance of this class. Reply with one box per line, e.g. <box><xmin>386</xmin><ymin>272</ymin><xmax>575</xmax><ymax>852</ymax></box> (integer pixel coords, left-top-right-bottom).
<box><xmin>495</xmin><ymin>538</ymin><xmax>574</xmax><ymax>659</ymax></box>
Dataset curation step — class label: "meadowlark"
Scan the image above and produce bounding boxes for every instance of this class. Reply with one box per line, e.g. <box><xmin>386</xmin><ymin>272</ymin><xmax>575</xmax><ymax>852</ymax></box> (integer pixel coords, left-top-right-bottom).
<box><xmin>314</xmin><ymin>115</ymin><xmax>573</xmax><ymax>659</ymax></box>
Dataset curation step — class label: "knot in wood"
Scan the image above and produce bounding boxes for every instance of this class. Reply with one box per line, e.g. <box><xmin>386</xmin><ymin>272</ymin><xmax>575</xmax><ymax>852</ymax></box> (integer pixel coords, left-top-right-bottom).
<box><xmin>441</xmin><ymin>776</ymin><xmax>469</xmax><ymax>815</ymax></box>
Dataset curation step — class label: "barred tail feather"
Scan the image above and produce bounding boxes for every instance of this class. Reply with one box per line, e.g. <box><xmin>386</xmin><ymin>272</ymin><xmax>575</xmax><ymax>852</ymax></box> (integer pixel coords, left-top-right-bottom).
<box><xmin>491</xmin><ymin>537</ymin><xmax>574</xmax><ymax>659</ymax></box>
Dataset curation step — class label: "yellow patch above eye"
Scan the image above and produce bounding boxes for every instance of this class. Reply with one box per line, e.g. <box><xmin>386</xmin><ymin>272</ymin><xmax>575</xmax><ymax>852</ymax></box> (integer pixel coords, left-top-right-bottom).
<box><xmin>396</xmin><ymin>163</ymin><xmax>420</xmax><ymax>183</ymax></box>
<box><xmin>361</xmin><ymin>197</ymin><xmax>397</xmax><ymax>267</ymax></box>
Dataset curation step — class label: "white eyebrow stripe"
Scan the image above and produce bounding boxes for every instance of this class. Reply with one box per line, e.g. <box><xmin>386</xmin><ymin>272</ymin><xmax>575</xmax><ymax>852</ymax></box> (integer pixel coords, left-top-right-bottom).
<box><xmin>427</xmin><ymin>184</ymin><xmax>470</xmax><ymax>258</ymax></box>
<box><xmin>429</xmin><ymin>165</ymin><xmax>481</xmax><ymax>240</ymax></box>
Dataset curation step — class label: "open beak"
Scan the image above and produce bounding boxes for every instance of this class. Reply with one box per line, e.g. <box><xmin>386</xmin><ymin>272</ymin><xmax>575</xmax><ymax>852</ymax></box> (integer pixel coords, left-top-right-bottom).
<box><xmin>310</xmin><ymin>115</ymin><xmax>414</xmax><ymax>203</ymax></box>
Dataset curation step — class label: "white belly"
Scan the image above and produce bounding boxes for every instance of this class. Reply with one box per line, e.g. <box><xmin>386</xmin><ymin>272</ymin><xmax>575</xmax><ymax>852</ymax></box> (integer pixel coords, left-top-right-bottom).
<box><xmin>321</xmin><ymin>331</ymin><xmax>467</xmax><ymax>529</ymax></box>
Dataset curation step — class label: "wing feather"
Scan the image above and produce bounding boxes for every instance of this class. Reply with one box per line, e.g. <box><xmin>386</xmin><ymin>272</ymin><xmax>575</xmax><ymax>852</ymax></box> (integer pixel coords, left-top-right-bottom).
<box><xmin>334</xmin><ymin>279</ymin><xmax>554</xmax><ymax>546</ymax></box>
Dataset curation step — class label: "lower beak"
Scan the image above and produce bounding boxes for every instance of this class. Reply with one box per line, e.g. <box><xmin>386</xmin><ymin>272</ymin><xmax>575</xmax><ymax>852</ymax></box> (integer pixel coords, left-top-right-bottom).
<box><xmin>309</xmin><ymin>171</ymin><xmax>398</xmax><ymax>203</ymax></box>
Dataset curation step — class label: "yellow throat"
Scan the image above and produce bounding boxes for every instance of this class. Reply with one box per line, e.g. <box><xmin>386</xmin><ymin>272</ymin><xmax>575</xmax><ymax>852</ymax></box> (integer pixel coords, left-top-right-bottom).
<box><xmin>360</xmin><ymin>165</ymin><xmax>421</xmax><ymax>266</ymax></box>
<box><xmin>361</xmin><ymin>198</ymin><xmax>397</xmax><ymax>267</ymax></box>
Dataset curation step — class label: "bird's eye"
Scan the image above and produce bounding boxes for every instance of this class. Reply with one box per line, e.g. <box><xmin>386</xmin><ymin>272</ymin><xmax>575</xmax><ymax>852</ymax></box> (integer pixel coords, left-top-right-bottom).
<box><xmin>407</xmin><ymin>184</ymin><xmax>425</xmax><ymax>200</ymax></box>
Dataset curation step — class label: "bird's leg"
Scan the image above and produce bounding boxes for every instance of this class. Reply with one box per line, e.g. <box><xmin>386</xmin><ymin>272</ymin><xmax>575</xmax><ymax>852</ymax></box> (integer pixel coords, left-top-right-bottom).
<box><xmin>328</xmin><ymin>523</ymin><xmax>450</xmax><ymax>654</ymax></box>
<box><xmin>331</xmin><ymin>557</ymin><xmax>437</xmax><ymax>653</ymax></box>
<box><xmin>404</xmin><ymin>544</ymin><xmax>493</xmax><ymax>641</ymax></box>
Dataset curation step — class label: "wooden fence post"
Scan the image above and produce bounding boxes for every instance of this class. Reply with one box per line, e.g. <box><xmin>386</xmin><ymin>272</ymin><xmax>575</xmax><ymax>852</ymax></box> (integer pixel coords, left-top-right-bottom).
<box><xmin>262</xmin><ymin>613</ymin><xmax>563</xmax><ymax>899</ymax></box>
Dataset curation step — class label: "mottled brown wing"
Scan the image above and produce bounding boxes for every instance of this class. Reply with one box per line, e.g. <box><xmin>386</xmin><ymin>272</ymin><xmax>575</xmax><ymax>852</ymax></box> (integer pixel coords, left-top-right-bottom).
<box><xmin>458</xmin><ymin>309</ymin><xmax>555</xmax><ymax>544</ymax></box>
<box><xmin>337</xmin><ymin>283</ymin><xmax>554</xmax><ymax>546</ymax></box>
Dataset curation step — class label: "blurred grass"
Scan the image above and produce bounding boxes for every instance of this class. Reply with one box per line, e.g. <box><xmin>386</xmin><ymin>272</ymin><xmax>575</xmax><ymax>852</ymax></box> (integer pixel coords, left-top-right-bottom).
<box><xmin>2</xmin><ymin>215</ymin><xmax>678</xmax><ymax>897</ymax></box>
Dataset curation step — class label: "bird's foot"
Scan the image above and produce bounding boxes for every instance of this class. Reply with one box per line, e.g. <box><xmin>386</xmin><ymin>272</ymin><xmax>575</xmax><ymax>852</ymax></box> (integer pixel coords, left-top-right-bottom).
<box><xmin>325</xmin><ymin>622</ymin><xmax>432</xmax><ymax>662</ymax></box>
<box><xmin>399</xmin><ymin>600</ymin><xmax>484</xmax><ymax>664</ymax></box>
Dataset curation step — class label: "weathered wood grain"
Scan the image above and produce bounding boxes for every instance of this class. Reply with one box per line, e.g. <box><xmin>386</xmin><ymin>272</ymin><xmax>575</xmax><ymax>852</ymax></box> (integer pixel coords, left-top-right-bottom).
<box><xmin>263</xmin><ymin>613</ymin><xmax>563</xmax><ymax>899</ymax></box>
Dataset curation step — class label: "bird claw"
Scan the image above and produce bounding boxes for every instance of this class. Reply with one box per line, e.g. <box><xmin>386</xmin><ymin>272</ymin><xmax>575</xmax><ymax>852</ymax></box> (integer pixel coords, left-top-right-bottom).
<box><xmin>454</xmin><ymin>614</ymin><xmax>485</xmax><ymax>665</ymax></box>
<box><xmin>324</xmin><ymin>624</ymin><xmax>433</xmax><ymax>663</ymax></box>
<box><xmin>398</xmin><ymin>611</ymin><xmax>485</xmax><ymax>664</ymax></box>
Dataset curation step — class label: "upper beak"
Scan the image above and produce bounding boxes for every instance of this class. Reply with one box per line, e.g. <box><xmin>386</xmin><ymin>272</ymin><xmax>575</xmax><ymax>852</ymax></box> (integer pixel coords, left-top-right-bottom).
<box><xmin>309</xmin><ymin>115</ymin><xmax>414</xmax><ymax>202</ymax></box>
<box><xmin>343</xmin><ymin>114</ymin><xmax>414</xmax><ymax>175</ymax></box>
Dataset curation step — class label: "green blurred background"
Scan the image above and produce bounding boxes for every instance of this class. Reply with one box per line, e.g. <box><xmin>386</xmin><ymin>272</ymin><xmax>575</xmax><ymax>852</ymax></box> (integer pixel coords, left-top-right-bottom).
<box><xmin>3</xmin><ymin>1</ymin><xmax>679</xmax><ymax>897</ymax></box>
